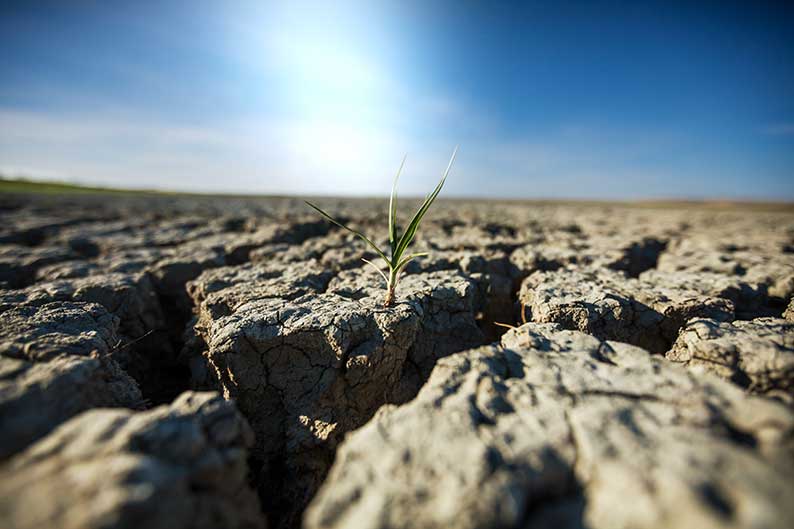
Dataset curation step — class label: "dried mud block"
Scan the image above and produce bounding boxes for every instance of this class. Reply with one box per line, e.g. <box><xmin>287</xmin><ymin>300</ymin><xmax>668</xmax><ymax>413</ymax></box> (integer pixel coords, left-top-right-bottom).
<box><xmin>0</xmin><ymin>301</ymin><xmax>141</xmax><ymax>459</ymax></box>
<box><xmin>0</xmin><ymin>273</ymin><xmax>173</xmax><ymax>398</ymax></box>
<box><xmin>400</xmin><ymin>248</ymin><xmax>514</xmax><ymax>340</ymax></box>
<box><xmin>195</xmin><ymin>265</ymin><xmax>483</xmax><ymax>525</ymax></box>
<box><xmin>510</xmin><ymin>235</ymin><xmax>667</xmax><ymax>280</ymax></box>
<box><xmin>640</xmin><ymin>269</ymin><xmax>771</xmax><ymax>318</ymax></box>
<box><xmin>657</xmin><ymin>235</ymin><xmax>794</xmax><ymax>300</ymax></box>
<box><xmin>0</xmin><ymin>273</ymin><xmax>165</xmax><ymax>349</ymax></box>
<box><xmin>0</xmin><ymin>301</ymin><xmax>119</xmax><ymax>361</ymax></box>
<box><xmin>306</xmin><ymin>324</ymin><xmax>794</xmax><ymax>529</ymax></box>
<box><xmin>0</xmin><ymin>245</ymin><xmax>78</xmax><ymax>289</ymax></box>
<box><xmin>519</xmin><ymin>268</ymin><xmax>734</xmax><ymax>353</ymax></box>
<box><xmin>669</xmin><ymin>317</ymin><xmax>794</xmax><ymax>401</ymax></box>
<box><xmin>0</xmin><ymin>391</ymin><xmax>264</xmax><ymax>529</ymax></box>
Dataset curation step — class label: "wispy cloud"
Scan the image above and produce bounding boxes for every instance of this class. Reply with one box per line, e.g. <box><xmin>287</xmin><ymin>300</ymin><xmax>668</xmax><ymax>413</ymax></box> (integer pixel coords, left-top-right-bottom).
<box><xmin>0</xmin><ymin>108</ymin><xmax>425</xmax><ymax>194</ymax></box>
<box><xmin>0</xmin><ymin>106</ymin><xmax>554</xmax><ymax>197</ymax></box>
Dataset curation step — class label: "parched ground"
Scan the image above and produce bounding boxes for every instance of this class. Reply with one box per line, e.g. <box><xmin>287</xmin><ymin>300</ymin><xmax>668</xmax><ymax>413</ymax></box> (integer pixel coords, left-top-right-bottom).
<box><xmin>0</xmin><ymin>192</ymin><xmax>792</xmax><ymax>529</ymax></box>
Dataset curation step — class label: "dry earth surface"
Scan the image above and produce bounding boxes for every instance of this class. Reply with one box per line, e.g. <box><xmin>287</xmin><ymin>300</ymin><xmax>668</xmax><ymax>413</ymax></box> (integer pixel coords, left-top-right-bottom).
<box><xmin>0</xmin><ymin>192</ymin><xmax>793</xmax><ymax>529</ymax></box>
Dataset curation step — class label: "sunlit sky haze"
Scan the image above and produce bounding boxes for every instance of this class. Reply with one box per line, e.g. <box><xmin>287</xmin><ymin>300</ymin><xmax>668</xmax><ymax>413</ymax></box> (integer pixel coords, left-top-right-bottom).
<box><xmin>1</xmin><ymin>0</ymin><xmax>793</xmax><ymax>199</ymax></box>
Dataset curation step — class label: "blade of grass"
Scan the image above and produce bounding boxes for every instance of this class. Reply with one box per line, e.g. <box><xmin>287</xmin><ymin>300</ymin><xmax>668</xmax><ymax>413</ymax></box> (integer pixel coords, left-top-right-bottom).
<box><xmin>393</xmin><ymin>146</ymin><xmax>458</xmax><ymax>260</ymax></box>
<box><xmin>391</xmin><ymin>252</ymin><xmax>427</xmax><ymax>288</ymax></box>
<box><xmin>395</xmin><ymin>252</ymin><xmax>428</xmax><ymax>272</ymax></box>
<box><xmin>389</xmin><ymin>155</ymin><xmax>406</xmax><ymax>258</ymax></box>
<box><xmin>361</xmin><ymin>257</ymin><xmax>389</xmax><ymax>286</ymax></box>
<box><xmin>396</xmin><ymin>146</ymin><xmax>457</xmax><ymax>259</ymax></box>
<box><xmin>305</xmin><ymin>201</ymin><xmax>390</xmax><ymax>264</ymax></box>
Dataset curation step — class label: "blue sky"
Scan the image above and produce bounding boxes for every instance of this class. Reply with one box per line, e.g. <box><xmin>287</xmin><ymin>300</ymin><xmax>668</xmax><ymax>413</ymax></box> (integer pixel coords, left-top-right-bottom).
<box><xmin>1</xmin><ymin>0</ymin><xmax>793</xmax><ymax>199</ymax></box>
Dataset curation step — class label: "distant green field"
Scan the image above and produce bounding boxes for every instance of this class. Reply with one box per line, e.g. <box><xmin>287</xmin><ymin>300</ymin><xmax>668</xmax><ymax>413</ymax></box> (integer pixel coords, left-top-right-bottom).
<box><xmin>0</xmin><ymin>177</ymin><xmax>162</xmax><ymax>195</ymax></box>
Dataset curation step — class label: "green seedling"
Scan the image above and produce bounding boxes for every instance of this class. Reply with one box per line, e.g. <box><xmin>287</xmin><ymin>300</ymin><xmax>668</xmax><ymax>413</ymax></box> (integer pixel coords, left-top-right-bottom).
<box><xmin>306</xmin><ymin>147</ymin><xmax>458</xmax><ymax>307</ymax></box>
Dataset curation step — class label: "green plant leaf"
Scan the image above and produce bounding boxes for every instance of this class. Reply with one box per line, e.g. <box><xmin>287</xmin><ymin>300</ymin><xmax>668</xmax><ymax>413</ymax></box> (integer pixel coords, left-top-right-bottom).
<box><xmin>395</xmin><ymin>252</ymin><xmax>428</xmax><ymax>272</ymax></box>
<box><xmin>361</xmin><ymin>257</ymin><xmax>389</xmax><ymax>286</ymax></box>
<box><xmin>393</xmin><ymin>146</ymin><xmax>457</xmax><ymax>261</ymax></box>
<box><xmin>305</xmin><ymin>201</ymin><xmax>390</xmax><ymax>264</ymax></box>
<box><xmin>389</xmin><ymin>155</ymin><xmax>406</xmax><ymax>258</ymax></box>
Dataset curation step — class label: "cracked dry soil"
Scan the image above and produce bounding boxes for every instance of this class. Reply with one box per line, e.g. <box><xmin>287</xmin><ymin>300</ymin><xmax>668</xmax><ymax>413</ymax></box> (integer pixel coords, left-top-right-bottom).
<box><xmin>1</xmin><ymin>193</ymin><xmax>793</xmax><ymax>529</ymax></box>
